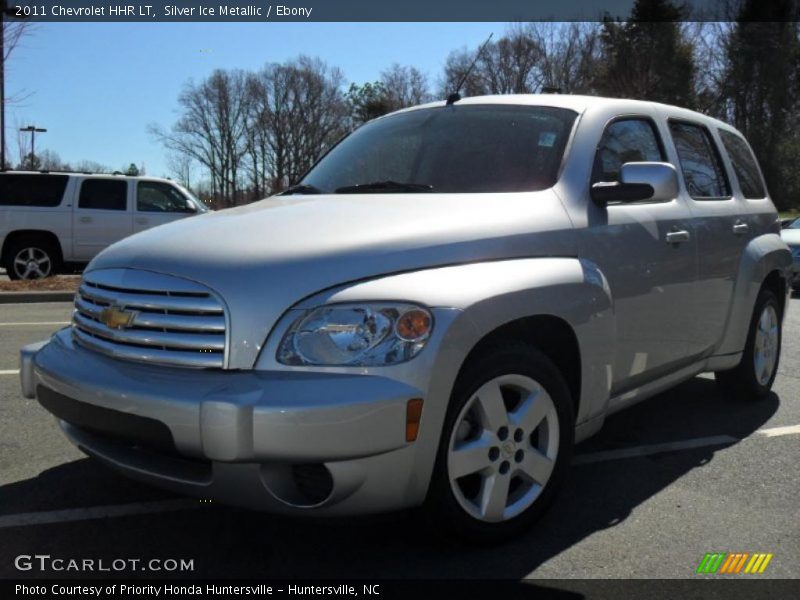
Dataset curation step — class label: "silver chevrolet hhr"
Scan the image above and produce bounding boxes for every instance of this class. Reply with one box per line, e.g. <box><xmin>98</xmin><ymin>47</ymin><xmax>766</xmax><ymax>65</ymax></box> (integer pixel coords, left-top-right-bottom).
<box><xmin>20</xmin><ymin>95</ymin><xmax>792</xmax><ymax>542</ymax></box>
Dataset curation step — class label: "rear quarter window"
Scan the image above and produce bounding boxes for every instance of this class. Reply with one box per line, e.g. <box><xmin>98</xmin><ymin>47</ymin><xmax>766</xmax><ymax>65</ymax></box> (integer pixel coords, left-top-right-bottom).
<box><xmin>0</xmin><ymin>174</ymin><xmax>69</xmax><ymax>207</ymax></box>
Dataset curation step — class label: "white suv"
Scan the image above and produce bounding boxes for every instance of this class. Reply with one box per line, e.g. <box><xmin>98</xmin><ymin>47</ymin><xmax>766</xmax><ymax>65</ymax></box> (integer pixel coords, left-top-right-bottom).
<box><xmin>0</xmin><ymin>171</ymin><xmax>207</xmax><ymax>279</ymax></box>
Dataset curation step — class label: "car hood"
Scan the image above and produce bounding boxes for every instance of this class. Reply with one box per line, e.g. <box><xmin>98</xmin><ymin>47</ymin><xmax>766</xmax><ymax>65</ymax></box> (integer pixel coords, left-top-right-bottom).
<box><xmin>781</xmin><ymin>228</ymin><xmax>800</xmax><ymax>246</ymax></box>
<box><xmin>88</xmin><ymin>192</ymin><xmax>575</xmax><ymax>368</ymax></box>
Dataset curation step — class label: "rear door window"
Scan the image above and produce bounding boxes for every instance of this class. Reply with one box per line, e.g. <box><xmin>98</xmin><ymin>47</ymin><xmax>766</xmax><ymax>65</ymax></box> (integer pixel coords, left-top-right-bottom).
<box><xmin>78</xmin><ymin>179</ymin><xmax>128</xmax><ymax>211</ymax></box>
<box><xmin>0</xmin><ymin>174</ymin><xmax>68</xmax><ymax>207</ymax></box>
<box><xmin>718</xmin><ymin>130</ymin><xmax>766</xmax><ymax>199</ymax></box>
<box><xmin>668</xmin><ymin>121</ymin><xmax>731</xmax><ymax>199</ymax></box>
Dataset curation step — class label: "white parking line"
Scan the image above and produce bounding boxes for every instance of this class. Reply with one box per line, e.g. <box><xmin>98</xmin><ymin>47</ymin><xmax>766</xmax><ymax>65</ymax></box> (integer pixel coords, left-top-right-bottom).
<box><xmin>0</xmin><ymin>499</ymin><xmax>201</xmax><ymax>529</ymax></box>
<box><xmin>0</xmin><ymin>322</ymin><xmax>69</xmax><ymax>327</ymax></box>
<box><xmin>757</xmin><ymin>424</ymin><xmax>800</xmax><ymax>438</ymax></box>
<box><xmin>0</xmin><ymin>369</ymin><xmax>19</xmax><ymax>375</ymax></box>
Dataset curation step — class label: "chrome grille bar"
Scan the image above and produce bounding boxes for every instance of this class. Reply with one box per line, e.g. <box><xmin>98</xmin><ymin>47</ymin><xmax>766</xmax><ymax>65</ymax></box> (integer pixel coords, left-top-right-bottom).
<box><xmin>78</xmin><ymin>284</ymin><xmax>223</xmax><ymax>313</ymax></box>
<box><xmin>72</xmin><ymin>269</ymin><xmax>228</xmax><ymax>369</ymax></box>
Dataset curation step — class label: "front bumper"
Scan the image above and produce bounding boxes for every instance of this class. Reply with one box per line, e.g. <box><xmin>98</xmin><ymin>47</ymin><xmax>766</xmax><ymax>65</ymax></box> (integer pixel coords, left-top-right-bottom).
<box><xmin>21</xmin><ymin>329</ymin><xmax>430</xmax><ymax>515</ymax></box>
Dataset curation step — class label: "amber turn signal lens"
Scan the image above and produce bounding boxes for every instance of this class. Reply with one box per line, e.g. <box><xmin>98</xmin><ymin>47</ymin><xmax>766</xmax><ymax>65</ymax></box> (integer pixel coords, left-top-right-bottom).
<box><xmin>395</xmin><ymin>309</ymin><xmax>432</xmax><ymax>342</ymax></box>
<box><xmin>406</xmin><ymin>398</ymin><xmax>424</xmax><ymax>442</ymax></box>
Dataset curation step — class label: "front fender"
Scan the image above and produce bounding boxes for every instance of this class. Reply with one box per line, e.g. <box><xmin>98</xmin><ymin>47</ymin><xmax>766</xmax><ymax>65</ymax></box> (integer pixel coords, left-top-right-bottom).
<box><xmin>302</xmin><ymin>257</ymin><xmax>616</xmax><ymax>427</ymax></box>
<box><xmin>260</xmin><ymin>257</ymin><xmax>615</xmax><ymax>507</ymax></box>
<box><xmin>716</xmin><ymin>233</ymin><xmax>792</xmax><ymax>357</ymax></box>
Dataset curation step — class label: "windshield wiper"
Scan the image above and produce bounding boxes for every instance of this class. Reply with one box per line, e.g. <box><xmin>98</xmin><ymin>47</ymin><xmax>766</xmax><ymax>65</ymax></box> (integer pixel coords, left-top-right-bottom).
<box><xmin>335</xmin><ymin>180</ymin><xmax>434</xmax><ymax>194</ymax></box>
<box><xmin>280</xmin><ymin>183</ymin><xmax>325</xmax><ymax>195</ymax></box>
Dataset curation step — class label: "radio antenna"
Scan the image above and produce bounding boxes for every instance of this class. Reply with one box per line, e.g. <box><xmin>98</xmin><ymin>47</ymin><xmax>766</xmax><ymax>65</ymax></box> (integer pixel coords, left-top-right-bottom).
<box><xmin>446</xmin><ymin>32</ymin><xmax>494</xmax><ymax>106</ymax></box>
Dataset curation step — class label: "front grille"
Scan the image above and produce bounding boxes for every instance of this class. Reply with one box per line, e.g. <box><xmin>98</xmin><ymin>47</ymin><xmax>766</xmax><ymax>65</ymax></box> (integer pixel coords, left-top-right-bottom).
<box><xmin>72</xmin><ymin>269</ymin><xmax>227</xmax><ymax>368</ymax></box>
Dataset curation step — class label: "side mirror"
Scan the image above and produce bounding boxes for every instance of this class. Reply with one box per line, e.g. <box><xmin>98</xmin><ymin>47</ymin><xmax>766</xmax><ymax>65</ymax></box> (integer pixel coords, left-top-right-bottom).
<box><xmin>591</xmin><ymin>162</ymin><xmax>678</xmax><ymax>205</ymax></box>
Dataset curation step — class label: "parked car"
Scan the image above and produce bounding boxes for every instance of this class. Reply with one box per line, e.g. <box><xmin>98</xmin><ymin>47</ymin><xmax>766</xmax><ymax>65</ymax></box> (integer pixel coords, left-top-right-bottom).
<box><xmin>780</xmin><ymin>217</ymin><xmax>800</xmax><ymax>291</ymax></box>
<box><xmin>21</xmin><ymin>95</ymin><xmax>791</xmax><ymax>542</ymax></box>
<box><xmin>0</xmin><ymin>172</ymin><xmax>207</xmax><ymax>279</ymax></box>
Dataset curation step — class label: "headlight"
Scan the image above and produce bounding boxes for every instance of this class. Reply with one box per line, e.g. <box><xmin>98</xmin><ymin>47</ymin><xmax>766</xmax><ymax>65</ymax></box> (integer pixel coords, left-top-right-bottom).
<box><xmin>277</xmin><ymin>303</ymin><xmax>433</xmax><ymax>366</ymax></box>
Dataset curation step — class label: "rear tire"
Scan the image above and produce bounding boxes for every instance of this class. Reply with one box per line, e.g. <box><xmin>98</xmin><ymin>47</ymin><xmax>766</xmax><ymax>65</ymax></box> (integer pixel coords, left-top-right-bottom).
<box><xmin>4</xmin><ymin>238</ymin><xmax>60</xmax><ymax>280</ymax></box>
<box><xmin>425</xmin><ymin>342</ymin><xmax>574</xmax><ymax>544</ymax></box>
<box><xmin>715</xmin><ymin>289</ymin><xmax>782</xmax><ymax>401</ymax></box>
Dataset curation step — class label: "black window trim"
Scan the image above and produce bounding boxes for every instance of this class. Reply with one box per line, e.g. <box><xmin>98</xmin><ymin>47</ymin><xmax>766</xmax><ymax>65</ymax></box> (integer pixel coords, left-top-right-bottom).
<box><xmin>716</xmin><ymin>126</ymin><xmax>768</xmax><ymax>201</ymax></box>
<box><xmin>77</xmin><ymin>177</ymin><xmax>129</xmax><ymax>212</ymax></box>
<box><xmin>135</xmin><ymin>180</ymin><xmax>193</xmax><ymax>213</ymax></box>
<box><xmin>0</xmin><ymin>173</ymin><xmax>70</xmax><ymax>208</ymax></box>
<box><xmin>667</xmin><ymin>118</ymin><xmax>733</xmax><ymax>202</ymax></box>
<box><xmin>590</xmin><ymin>114</ymin><xmax>671</xmax><ymax>205</ymax></box>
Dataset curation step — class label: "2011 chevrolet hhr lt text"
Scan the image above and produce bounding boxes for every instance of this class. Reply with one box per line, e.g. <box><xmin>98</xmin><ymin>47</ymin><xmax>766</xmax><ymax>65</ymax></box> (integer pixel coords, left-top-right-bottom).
<box><xmin>20</xmin><ymin>95</ymin><xmax>792</xmax><ymax>541</ymax></box>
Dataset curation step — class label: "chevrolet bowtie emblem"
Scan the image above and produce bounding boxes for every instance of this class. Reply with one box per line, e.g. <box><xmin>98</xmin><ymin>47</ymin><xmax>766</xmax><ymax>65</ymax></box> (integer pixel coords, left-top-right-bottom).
<box><xmin>99</xmin><ymin>305</ymin><xmax>137</xmax><ymax>329</ymax></box>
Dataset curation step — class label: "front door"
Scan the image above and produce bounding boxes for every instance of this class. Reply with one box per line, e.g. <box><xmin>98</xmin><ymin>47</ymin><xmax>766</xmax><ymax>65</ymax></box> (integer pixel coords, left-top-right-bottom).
<box><xmin>581</xmin><ymin>116</ymin><xmax>698</xmax><ymax>395</ymax></box>
<box><xmin>133</xmin><ymin>180</ymin><xmax>197</xmax><ymax>233</ymax></box>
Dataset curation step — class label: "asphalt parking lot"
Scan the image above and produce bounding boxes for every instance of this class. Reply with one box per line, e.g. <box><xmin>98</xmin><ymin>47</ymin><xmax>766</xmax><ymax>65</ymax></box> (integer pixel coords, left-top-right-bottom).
<box><xmin>0</xmin><ymin>299</ymin><xmax>798</xmax><ymax>581</ymax></box>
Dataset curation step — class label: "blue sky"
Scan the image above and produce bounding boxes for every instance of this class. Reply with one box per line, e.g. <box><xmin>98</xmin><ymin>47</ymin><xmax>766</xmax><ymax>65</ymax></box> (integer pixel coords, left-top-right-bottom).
<box><xmin>6</xmin><ymin>22</ymin><xmax>504</xmax><ymax>177</ymax></box>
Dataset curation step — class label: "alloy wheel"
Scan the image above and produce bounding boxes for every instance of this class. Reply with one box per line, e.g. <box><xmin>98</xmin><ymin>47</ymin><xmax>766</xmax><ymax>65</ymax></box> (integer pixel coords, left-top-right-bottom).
<box><xmin>12</xmin><ymin>247</ymin><xmax>52</xmax><ymax>279</ymax></box>
<box><xmin>753</xmin><ymin>304</ymin><xmax>779</xmax><ymax>386</ymax></box>
<box><xmin>447</xmin><ymin>374</ymin><xmax>559</xmax><ymax>523</ymax></box>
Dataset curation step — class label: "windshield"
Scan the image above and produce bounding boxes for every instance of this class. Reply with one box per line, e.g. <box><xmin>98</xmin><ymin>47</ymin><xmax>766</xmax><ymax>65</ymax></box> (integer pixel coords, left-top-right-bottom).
<box><xmin>176</xmin><ymin>184</ymin><xmax>209</xmax><ymax>212</ymax></box>
<box><xmin>299</xmin><ymin>104</ymin><xmax>577</xmax><ymax>194</ymax></box>
<box><xmin>790</xmin><ymin>218</ymin><xmax>800</xmax><ymax>229</ymax></box>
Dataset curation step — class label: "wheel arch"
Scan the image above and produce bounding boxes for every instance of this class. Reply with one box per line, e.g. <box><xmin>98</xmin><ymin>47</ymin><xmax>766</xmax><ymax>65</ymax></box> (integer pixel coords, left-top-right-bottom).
<box><xmin>457</xmin><ymin>315</ymin><xmax>583</xmax><ymax>419</ymax></box>
<box><xmin>716</xmin><ymin>233</ymin><xmax>792</xmax><ymax>356</ymax></box>
<box><xmin>1</xmin><ymin>229</ymin><xmax>64</xmax><ymax>265</ymax></box>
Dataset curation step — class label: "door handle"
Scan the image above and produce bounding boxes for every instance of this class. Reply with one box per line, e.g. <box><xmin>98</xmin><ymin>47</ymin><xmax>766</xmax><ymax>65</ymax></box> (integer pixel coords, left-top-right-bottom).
<box><xmin>136</xmin><ymin>218</ymin><xmax>148</xmax><ymax>225</ymax></box>
<box><xmin>666</xmin><ymin>230</ymin><xmax>691</xmax><ymax>244</ymax></box>
<box><xmin>79</xmin><ymin>216</ymin><xmax>92</xmax><ymax>223</ymax></box>
<box><xmin>733</xmin><ymin>222</ymin><xmax>750</xmax><ymax>235</ymax></box>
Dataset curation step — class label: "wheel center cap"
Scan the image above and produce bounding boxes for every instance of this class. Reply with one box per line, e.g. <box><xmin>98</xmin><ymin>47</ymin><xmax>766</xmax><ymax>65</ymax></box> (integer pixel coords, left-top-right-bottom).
<box><xmin>501</xmin><ymin>441</ymin><xmax>515</xmax><ymax>459</ymax></box>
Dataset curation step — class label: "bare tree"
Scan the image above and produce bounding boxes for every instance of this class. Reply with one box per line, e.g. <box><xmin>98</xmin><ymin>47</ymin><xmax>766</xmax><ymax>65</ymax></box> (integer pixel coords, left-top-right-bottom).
<box><xmin>166</xmin><ymin>151</ymin><xmax>195</xmax><ymax>189</ymax></box>
<box><xmin>38</xmin><ymin>149</ymin><xmax>65</xmax><ymax>171</ymax></box>
<box><xmin>72</xmin><ymin>160</ymin><xmax>111</xmax><ymax>174</ymax></box>
<box><xmin>150</xmin><ymin>69</ymin><xmax>250</xmax><ymax>206</ymax></box>
<box><xmin>244</xmin><ymin>56</ymin><xmax>348</xmax><ymax>195</ymax></box>
<box><xmin>380</xmin><ymin>64</ymin><xmax>430</xmax><ymax>108</ymax></box>
<box><xmin>524</xmin><ymin>23</ymin><xmax>601</xmax><ymax>94</ymax></box>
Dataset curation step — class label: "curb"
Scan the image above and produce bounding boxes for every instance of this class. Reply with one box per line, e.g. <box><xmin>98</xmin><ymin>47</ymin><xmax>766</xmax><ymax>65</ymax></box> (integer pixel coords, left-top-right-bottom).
<box><xmin>0</xmin><ymin>291</ymin><xmax>75</xmax><ymax>304</ymax></box>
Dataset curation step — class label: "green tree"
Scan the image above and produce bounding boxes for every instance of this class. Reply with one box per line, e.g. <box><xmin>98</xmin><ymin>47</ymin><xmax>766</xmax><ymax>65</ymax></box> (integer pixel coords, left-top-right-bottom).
<box><xmin>18</xmin><ymin>152</ymin><xmax>41</xmax><ymax>171</ymax></box>
<box><xmin>346</xmin><ymin>81</ymin><xmax>393</xmax><ymax>125</ymax></box>
<box><xmin>125</xmin><ymin>163</ymin><xmax>140</xmax><ymax>176</ymax></box>
<box><xmin>594</xmin><ymin>0</ymin><xmax>696</xmax><ymax>107</ymax></box>
<box><xmin>722</xmin><ymin>0</ymin><xmax>800</xmax><ymax>209</ymax></box>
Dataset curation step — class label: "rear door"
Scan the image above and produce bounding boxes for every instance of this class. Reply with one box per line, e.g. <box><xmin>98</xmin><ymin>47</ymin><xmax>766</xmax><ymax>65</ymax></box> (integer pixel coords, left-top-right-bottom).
<box><xmin>666</xmin><ymin>119</ymin><xmax>742</xmax><ymax>358</ymax></box>
<box><xmin>72</xmin><ymin>177</ymin><xmax>133</xmax><ymax>260</ymax></box>
<box><xmin>134</xmin><ymin>180</ymin><xmax>198</xmax><ymax>233</ymax></box>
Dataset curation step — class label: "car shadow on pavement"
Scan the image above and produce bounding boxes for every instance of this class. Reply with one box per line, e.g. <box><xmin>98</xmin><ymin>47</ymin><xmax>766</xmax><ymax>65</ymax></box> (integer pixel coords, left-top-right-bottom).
<box><xmin>0</xmin><ymin>376</ymin><xmax>779</xmax><ymax>580</ymax></box>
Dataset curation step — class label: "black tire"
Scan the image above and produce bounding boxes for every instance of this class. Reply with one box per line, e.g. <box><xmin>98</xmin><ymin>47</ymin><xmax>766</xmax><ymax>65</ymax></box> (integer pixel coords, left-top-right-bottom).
<box><xmin>425</xmin><ymin>342</ymin><xmax>574</xmax><ymax>544</ymax></box>
<box><xmin>3</xmin><ymin>238</ymin><xmax>60</xmax><ymax>280</ymax></box>
<box><xmin>715</xmin><ymin>289</ymin><xmax>782</xmax><ymax>401</ymax></box>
